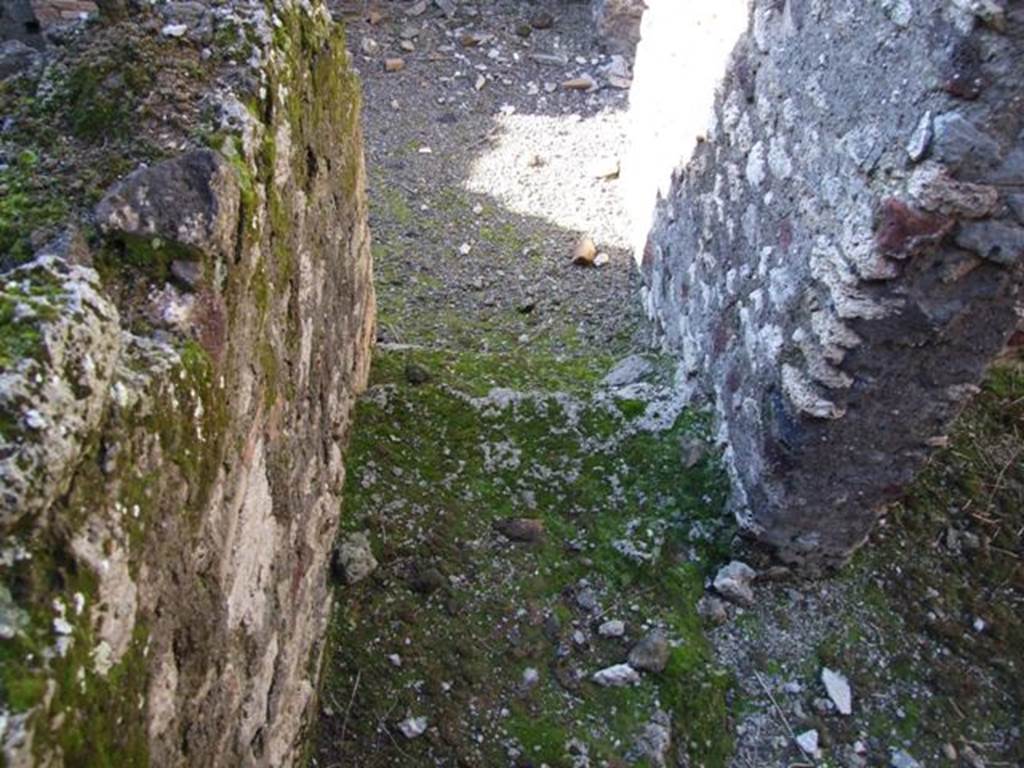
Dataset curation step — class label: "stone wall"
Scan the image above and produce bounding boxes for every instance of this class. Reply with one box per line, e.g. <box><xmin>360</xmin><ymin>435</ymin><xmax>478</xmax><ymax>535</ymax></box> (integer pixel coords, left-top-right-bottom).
<box><xmin>0</xmin><ymin>0</ymin><xmax>96</xmax><ymax>44</ymax></box>
<box><xmin>0</xmin><ymin>0</ymin><xmax>39</xmax><ymax>44</ymax></box>
<box><xmin>633</xmin><ymin>0</ymin><xmax>1024</xmax><ymax>566</ymax></box>
<box><xmin>0</xmin><ymin>2</ymin><xmax>374</xmax><ymax>765</ymax></box>
<box><xmin>592</xmin><ymin>0</ymin><xmax>648</xmax><ymax>55</ymax></box>
<box><xmin>30</xmin><ymin>0</ymin><xmax>96</xmax><ymax>26</ymax></box>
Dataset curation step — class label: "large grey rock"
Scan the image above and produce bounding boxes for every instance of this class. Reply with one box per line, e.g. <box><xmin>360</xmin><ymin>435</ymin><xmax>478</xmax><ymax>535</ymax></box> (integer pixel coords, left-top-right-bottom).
<box><xmin>95</xmin><ymin>149</ymin><xmax>241</xmax><ymax>261</ymax></box>
<box><xmin>0</xmin><ymin>1</ymin><xmax>44</xmax><ymax>46</ymax></box>
<box><xmin>955</xmin><ymin>220</ymin><xmax>1024</xmax><ymax>265</ymax></box>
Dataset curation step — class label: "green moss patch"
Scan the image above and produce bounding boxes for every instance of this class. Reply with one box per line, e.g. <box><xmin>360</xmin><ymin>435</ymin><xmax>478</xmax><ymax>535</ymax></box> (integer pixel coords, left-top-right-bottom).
<box><xmin>314</xmin><ymin>346</ymin><xmax>735</xmax><ymax>766</ymax></box>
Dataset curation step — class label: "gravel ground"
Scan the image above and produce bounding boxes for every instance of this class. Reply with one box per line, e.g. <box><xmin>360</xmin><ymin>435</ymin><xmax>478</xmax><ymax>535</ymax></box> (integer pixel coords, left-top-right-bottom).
<box><xmin>334</xmin><ymin>0</ymin><xmax>647</xmax><ymax>355</ymax></box>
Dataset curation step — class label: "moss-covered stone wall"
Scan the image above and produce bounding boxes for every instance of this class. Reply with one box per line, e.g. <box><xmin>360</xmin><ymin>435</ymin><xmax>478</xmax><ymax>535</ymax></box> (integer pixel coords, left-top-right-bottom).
<box><xmin>0</xmin><ymin>2</ymin><xmax>374</xmax><ymax>765</ymax></box>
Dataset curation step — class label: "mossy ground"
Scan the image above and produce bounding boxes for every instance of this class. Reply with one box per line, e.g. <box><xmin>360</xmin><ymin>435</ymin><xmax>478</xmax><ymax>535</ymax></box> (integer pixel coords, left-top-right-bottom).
<box><xmin>311</xmin><ymin>30</ymin><xmax>745</xmax><ymax>755</ymax></box>
<box><xmin>316</xmin><ymin>346</ymin><xmax>736</xmax><ymax>767</ymax></box>
<box><xmin>313</xmin><ymin>6</ymin><xmax>737</xmax><ymax>763</ymax></box>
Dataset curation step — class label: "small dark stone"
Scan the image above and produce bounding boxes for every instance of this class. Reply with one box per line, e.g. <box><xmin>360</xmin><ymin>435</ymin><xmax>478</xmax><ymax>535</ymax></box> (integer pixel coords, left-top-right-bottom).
<box><xmin>530</xmin><ymin>11</ymin><xmax>555</xmax><ymax>29</ymax></box>
<box><xmin>551</xmin><ymin>661</ymin><xmax>583</xmax><ymax>693</ymax></box>
<box><xmin>697</xmin><ymin>595</ymin><xmax>729</xmax><ymax>626</ymax></box>
<box><xmin>575</xmin><ymin>586</ymin><xmax>599</xmax><ymax>612</ymax></box>
<box><xmin>405</xmin><ymin>363</ymin><xmax>431</xmax><ymax>385</ymax></box>
<box><xmin>681</xmin><ymin>435</ymin><xmax>707</xmax><ymax>469</ymax></box>
<box><xmin>943</xmin><ymin>38</ymin><xmax>986</xmax><ymax>100</ymax></box>
<box><xmin>931</xmin><ymin>112</ymin><xmax>1002</xmax><ymax>176</ymax></box>
<box><xmin>494</xmin><ymin>517</ymin><xmax>545</xmax><ymax>543</ymax></box>
<box><xmin>409</xmin><ymin>565</ymin><xmax>446</xmax><ymax>595</ymax></box>
<box><xmin>955</xmin><ymin>220</ymin><xmax>1024</xmax><ymax>266</ymax></box>
<box><xmin>170</xmin><ymin>260</ymin><xmax>202</xmax><ymax>288</ymax></box>
<box><xmin>444</xmin><ymin>596</ymin><xmax>463</xmax><ymax>617</ymax></box>
<box><xmin>514</xmin><ymin>22</ymin><xmax>533</xmax><ymax>37</ymax></box>
<box><xmin>543</xmin><ymin>613</ymin><xmax>561</xmax><ymax>642</ymax></box>
<box><xmin>628</xmin><ymin>629</ymin><xmax>671</xmax><ymax>673</ymax></box>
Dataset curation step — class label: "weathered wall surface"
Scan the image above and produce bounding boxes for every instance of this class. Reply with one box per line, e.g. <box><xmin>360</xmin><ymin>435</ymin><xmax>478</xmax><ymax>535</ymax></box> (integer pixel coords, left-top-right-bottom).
<box><xmin>1</xmin><ymin>2</ymin><xmax>374</xmax><ymax>765</ymax></box>
<box><xmin>634</xmin><ymin>0</ymin><xmax>1024</xmax><ymax>565</ymax></box>
<box><xmin>0</xmin><ymin>0</ymin><xmax>96</xmax><ymax>45</ymax></box>
<box><xmin>29</xmin><ymin>0</ymin><xmax>95</xmax><ymax>26</ymax></box>
<box><xmin>0</xmin><ymin>0</ymin><xmax>38</xmax><ymax>44</ymax></box>
<box><xmin>593</xmin><ymin>0</ymin><xmax>648</xmax><ymax>55</ymax></box>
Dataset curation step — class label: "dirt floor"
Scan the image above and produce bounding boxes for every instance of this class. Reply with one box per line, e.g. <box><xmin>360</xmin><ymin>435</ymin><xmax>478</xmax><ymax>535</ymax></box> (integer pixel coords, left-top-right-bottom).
<box><xmin>311</xmin><ymin>3</ymin><xmax>1024</xmax><ymax>767</ymax></box>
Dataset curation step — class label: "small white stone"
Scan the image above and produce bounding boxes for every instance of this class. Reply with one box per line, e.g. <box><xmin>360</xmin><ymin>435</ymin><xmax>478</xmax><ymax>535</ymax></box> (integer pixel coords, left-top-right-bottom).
<box><xmin>53</xmin><ymin>617</ymin><xmax>73</xmax><ymax>636</ymax></box>
<box><xmin>23</xmin><ymin>409</ymin><xmax>46</xmax><ymax>430</ymax></box>
<box><xmin>337</xmin><ymin>532</ymin><xmax>377</xmax><ymax>584</ymax></box>
<box><xmin>906</xmin><ymin>110</ymin><xmax>933</xmax><ymax>161</ymax></box>
<box><xmin>161</xmin><ymin>23</ymin><xmax>189</xmax><ymax>38</ymax></box>
<box><xmin>592</xmin><ymin>664</ymin><xmax>640</xmax><ymax>687</ymax></box>
<box><xmin>398</xmin><ymin>716</ymin><xmax>428</xmax><ymax>739</ymax></box>
<box><xmin>972</xmin><ymin>616</ymin><xmax>986</xmax><ymax>633</ymax></box>
<box><xmin>92</xmin><ymin>641</ymin><xmax>113</xmax><ymax>676</ymax></box>
<box><xmin>890</xmin><ymin>748</ymin><xmax>922</xmax><ymax>768</ymax></box>
<box><xmin>795</xmin><ymin>729</ymin><xmax>819</xmax><ymax>754</ymax></box>
<box><xmin>522</xmin><ymin>667</ymin><xmax>540</xmax><ymax>687</ymax></box>
<box><xmin>598</xmin><ymin>619</ymin><xmax>625</xmax><ymax>637</ymax></box>
<box><xmin>821</xmin><ymin>667</ymin><xmax>853</xmax><ymax>715</ymax></box>
<box><xmin>387</xmin><ymin>654</ymin><xmax>402</xmax><ymax>667</ymax></box>
<box><xmin>459</xmin><ymin>242</ymin><xmax>472</xmax><ymax>255</ymax></box>
<box><xmin>713</xmin><ymin>561</ymin><xmax>757</xmax><ymax>605</ymax></box>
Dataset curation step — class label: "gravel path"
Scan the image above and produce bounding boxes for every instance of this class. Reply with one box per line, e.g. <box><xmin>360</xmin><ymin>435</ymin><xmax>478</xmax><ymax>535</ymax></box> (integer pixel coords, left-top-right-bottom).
<box><xmin>339</xmin><ymin>0</ymin><xmax>648</xmax><ymax>357</ymax></box>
